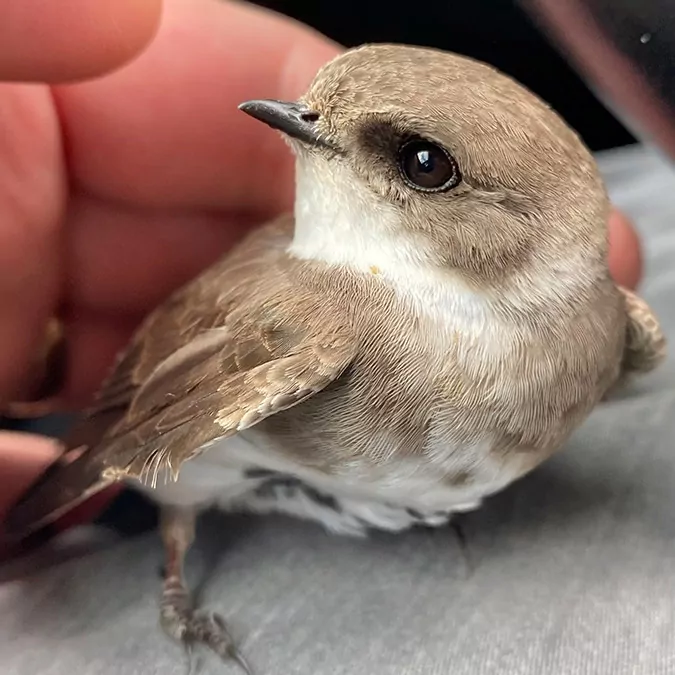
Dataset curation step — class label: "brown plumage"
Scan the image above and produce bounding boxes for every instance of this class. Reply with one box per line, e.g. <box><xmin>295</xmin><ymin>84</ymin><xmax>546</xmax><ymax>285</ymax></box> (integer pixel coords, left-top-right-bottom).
<box><xmin>4</xmin><ymin>43</ymin><xmax>666</xmax><ymax>670</ymax></box>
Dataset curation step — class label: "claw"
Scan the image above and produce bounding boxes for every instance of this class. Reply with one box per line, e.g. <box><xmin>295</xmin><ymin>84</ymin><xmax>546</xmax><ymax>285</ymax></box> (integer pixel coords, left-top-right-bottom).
<box><xmin>227</xmin><ymin>644</ymin><xmax>255</xmax><ymax>675</ymax></box>
<box><xmin>161</xmin><ymin>603</ymin><xmax>253</xmax><ymax>675</ymax></box>
<box><xmin>210</xmin><ymin>614</ymin><xmax>254</xmax><ymax>675</ymax></box>
<box><xmin>184</xmin><ymin>643</ymin><xmax>196</xmax><ymax>675</ymax></box>
<box><xmin>206</xmin><ymin>613</ymin><xmax>254</xmax><ymax>675</ymax></box>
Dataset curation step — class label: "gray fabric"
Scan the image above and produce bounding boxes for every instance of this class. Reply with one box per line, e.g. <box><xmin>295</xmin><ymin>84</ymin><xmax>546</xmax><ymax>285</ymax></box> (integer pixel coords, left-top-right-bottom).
<box><xmin>2</xmin><ymin>144</ymin><xmax>675</xmax><ymax>675</ymax></box>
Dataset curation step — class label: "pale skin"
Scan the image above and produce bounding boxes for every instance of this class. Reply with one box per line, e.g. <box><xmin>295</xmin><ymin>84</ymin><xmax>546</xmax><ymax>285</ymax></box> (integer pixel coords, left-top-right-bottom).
<box><xmin>0</xmin><ymin>0</ymin><xmax>643</xmax><ymax>536</ymax></box>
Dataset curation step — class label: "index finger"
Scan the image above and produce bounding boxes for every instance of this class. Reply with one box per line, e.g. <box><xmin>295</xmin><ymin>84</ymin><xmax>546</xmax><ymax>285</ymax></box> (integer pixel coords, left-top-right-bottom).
<box><xmin>54</xmin><ymin>0</ymin><xmax>341</xmax><ymax>217</ymax></box>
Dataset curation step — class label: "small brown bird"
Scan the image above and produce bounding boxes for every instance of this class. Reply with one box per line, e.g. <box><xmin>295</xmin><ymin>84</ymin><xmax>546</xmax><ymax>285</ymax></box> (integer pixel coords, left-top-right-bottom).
<box><xmin>5</xmin><ymin>43</ymin><xmax>665</xmax><ymax>670</ymax></box>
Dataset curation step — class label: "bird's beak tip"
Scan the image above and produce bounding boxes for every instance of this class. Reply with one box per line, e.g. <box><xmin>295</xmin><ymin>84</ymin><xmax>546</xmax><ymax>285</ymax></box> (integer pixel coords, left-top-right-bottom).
<box><xmin>237</xmin><ymin>99</ymin><xmax>325</xmax><ymax>148</ymax></box>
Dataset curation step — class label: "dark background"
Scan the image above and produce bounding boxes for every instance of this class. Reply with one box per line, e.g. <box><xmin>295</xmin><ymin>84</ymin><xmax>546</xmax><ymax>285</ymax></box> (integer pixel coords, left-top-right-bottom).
<box><xmin>251</xmin><ymin>0</ymin><xmax>636</xmax><ymax>152</ymax></box>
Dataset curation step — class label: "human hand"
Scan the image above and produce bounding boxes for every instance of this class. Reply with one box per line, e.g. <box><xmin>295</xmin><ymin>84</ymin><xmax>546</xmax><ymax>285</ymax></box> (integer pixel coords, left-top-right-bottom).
<box><xmin>0</xmin><ymin>0</ymin><xmax>642</xmax><ymax>535</ymax></box>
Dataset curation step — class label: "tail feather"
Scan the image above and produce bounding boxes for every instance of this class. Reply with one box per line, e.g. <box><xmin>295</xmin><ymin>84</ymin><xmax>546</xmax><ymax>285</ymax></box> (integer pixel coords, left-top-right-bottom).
<box><xmin>3</xmin><ymin>407</ymin><xmax>126</xmax><ymax>542</ymax></box>
<box><xmin>3</xmin><ymin>446</ymin><xmax>116</xmax><ymax>541</ymax></box>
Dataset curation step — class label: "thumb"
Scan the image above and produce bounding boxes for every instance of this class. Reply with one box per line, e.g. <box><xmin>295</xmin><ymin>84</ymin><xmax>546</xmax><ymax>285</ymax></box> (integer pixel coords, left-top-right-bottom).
<box><xmin>0</xmin><ymin>0</ymin><xmax>163</xmax><ymax>83</ymax></box>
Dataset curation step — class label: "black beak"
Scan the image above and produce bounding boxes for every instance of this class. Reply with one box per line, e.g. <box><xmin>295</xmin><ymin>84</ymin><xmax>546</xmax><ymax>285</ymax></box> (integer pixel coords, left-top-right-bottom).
<box><xmin>238</xmin><ymin>99</ymin><xmax>324</xmax><ymax>147</ymax></box>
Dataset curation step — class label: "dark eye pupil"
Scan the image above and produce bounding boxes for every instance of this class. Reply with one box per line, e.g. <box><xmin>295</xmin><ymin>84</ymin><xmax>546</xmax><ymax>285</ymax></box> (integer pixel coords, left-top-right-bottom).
<box><xmin>398</xmin><ymin>140</ymin><xmax>459</xmax><ymax>192</ymax></box>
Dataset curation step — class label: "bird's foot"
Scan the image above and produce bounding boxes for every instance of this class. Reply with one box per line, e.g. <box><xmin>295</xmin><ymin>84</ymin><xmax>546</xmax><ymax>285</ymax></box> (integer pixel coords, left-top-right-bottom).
<box><xmin>160</xmin><ymin>589</ymin><xmax>252</xmax><ymax>675</ymax></box>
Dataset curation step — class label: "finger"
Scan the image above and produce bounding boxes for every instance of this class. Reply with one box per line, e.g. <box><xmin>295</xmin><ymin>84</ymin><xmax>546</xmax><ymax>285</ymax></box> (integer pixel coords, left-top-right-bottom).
<box><xmin>608</xmin><ymin>208</ymin><xmax>642</xmax><ymax>290</ymax></box>
<box><xmin>2</xmin><ymin>318</ymin><xmax>67</xmax><ymax>418</ymax></box>
<box><xmin>0</xmin><ymin>0</ymin><xmax>163</xmax><ymax>82</ymax></box>
<box><xmin>54</xmin><ymin>0</ymin><xmax>341</xmax><ymax>214</ymax></box>
<box><xmin>6</xmin><ymin>310</ymin><xmax>140</xmax><ymax>412</ymax></box>
<box><xmin>0</xmin><ymin>84</ymin><xmax>64</xmax><ymax>402</ymax></box>
<box><xmin>0</xmin><ymin>432</ymin><xmax>60</xmax><ymax>521</ymax></box>
<box><xmin>0</xmin><ymin>432</ymin><xmax>59</xmax><ymax>558</ymax></box>
<box><xmin>58</xmin><ymin>311</ymin><xmax>140</xmax><ymax>407</ymax></box>
<box><xmin>65</xmin><ymin>193</ymin><xmax>255</xmax><ymax>315</ymax></box>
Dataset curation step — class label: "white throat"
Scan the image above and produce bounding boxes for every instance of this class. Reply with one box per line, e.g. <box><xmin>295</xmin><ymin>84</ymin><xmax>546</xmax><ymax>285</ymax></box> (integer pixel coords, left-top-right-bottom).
<box><xmin>289</xmin><ymin>157</ymin><xmax>424</xmax><ymax>272</ymax></box>
<box><xmin>288</xmin><ymin>156</ymin><xmax>494</xmax><ymax>335</ymax></box>
<box><xmin>286</xmin><ymin>156</ymin><xmax>595</xmax><ymax>341</ymax></box>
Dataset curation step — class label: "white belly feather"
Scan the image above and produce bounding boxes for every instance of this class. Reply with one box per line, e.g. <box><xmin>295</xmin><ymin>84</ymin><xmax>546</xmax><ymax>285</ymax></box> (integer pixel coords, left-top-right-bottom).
<box><xmin>133</xmin><ymin>427</ymin><xmax>521</xmax><ymax>536</ymax></box>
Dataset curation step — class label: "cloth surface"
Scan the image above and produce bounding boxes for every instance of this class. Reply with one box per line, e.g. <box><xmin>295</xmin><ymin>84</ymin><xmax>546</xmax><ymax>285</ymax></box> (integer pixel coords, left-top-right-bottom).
<box><xmin>1</xmin><ymin>144</ymin><xmax>675</xmax><ymax>675</ymax></box>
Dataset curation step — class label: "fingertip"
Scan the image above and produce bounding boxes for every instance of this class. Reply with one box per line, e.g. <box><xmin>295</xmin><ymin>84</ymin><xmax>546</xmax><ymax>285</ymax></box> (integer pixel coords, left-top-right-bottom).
<box><xmin>0</xmin><ymin>431</ymin><xmax>61</xmax><ymax>472</ymax></box>
<box><xmin>608</xmin><ymin>208</ymin><xmax>643</xmax><ymax>290</ymax></box>
<box><xmin>0</xmin><ymin>432</ymin><xmax>61</xmax><ymax>516</ymax></box>
<box><xmin>0</xmin><ymin>0</ymin><xmax>163</xmax><ymax>82</ymax></box>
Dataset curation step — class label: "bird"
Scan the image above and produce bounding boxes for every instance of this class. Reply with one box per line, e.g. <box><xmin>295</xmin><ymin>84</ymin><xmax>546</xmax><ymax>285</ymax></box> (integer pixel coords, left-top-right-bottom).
<box><xmin>5</xmin><ymin>43</ymin><xmax>666</xmax><ymax>672</ymax></box>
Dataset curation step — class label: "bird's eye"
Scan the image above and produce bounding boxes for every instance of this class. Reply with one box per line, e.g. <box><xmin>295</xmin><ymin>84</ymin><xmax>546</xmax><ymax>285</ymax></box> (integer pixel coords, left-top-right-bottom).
<box><xmin>397</xmin><ymin>140</ymin><xmax>460</xmax><ymax>192</ymax></box>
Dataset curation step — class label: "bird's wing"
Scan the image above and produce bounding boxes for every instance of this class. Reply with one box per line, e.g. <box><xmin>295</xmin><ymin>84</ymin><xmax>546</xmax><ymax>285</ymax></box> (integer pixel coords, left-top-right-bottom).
<box><xmin>618</xmin><ymin>285</ymin><xmax>666</xmax><ymax>376</ymax></box>
<box><xmin>5</xmin><ymin>218</ymin><xmax>357</xmax><ymax>539</ymax></box>
<box><xmin>5</xmin><ymin>309</ymin><xmax>356</xmax><ymax>538</ymax></box>
<box><xmin>2</xmin><ymin>269</ymin><xmax>229</xmax><ymax>540</ymax></box>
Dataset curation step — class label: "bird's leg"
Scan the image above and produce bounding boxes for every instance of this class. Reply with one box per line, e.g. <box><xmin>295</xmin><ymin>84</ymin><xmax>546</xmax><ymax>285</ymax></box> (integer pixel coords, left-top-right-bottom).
<box><xmin>159</xmin><ymin>506</ymin><xmax>253</xmax><ymax>675</ymax></box>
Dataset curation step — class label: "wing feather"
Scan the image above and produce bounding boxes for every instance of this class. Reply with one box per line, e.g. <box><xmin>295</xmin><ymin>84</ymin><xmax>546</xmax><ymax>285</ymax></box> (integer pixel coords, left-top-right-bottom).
<box><xmin>5</xmin><ymin>320</ymin><xmax>355</xmax><ymax>537</ymax></box>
